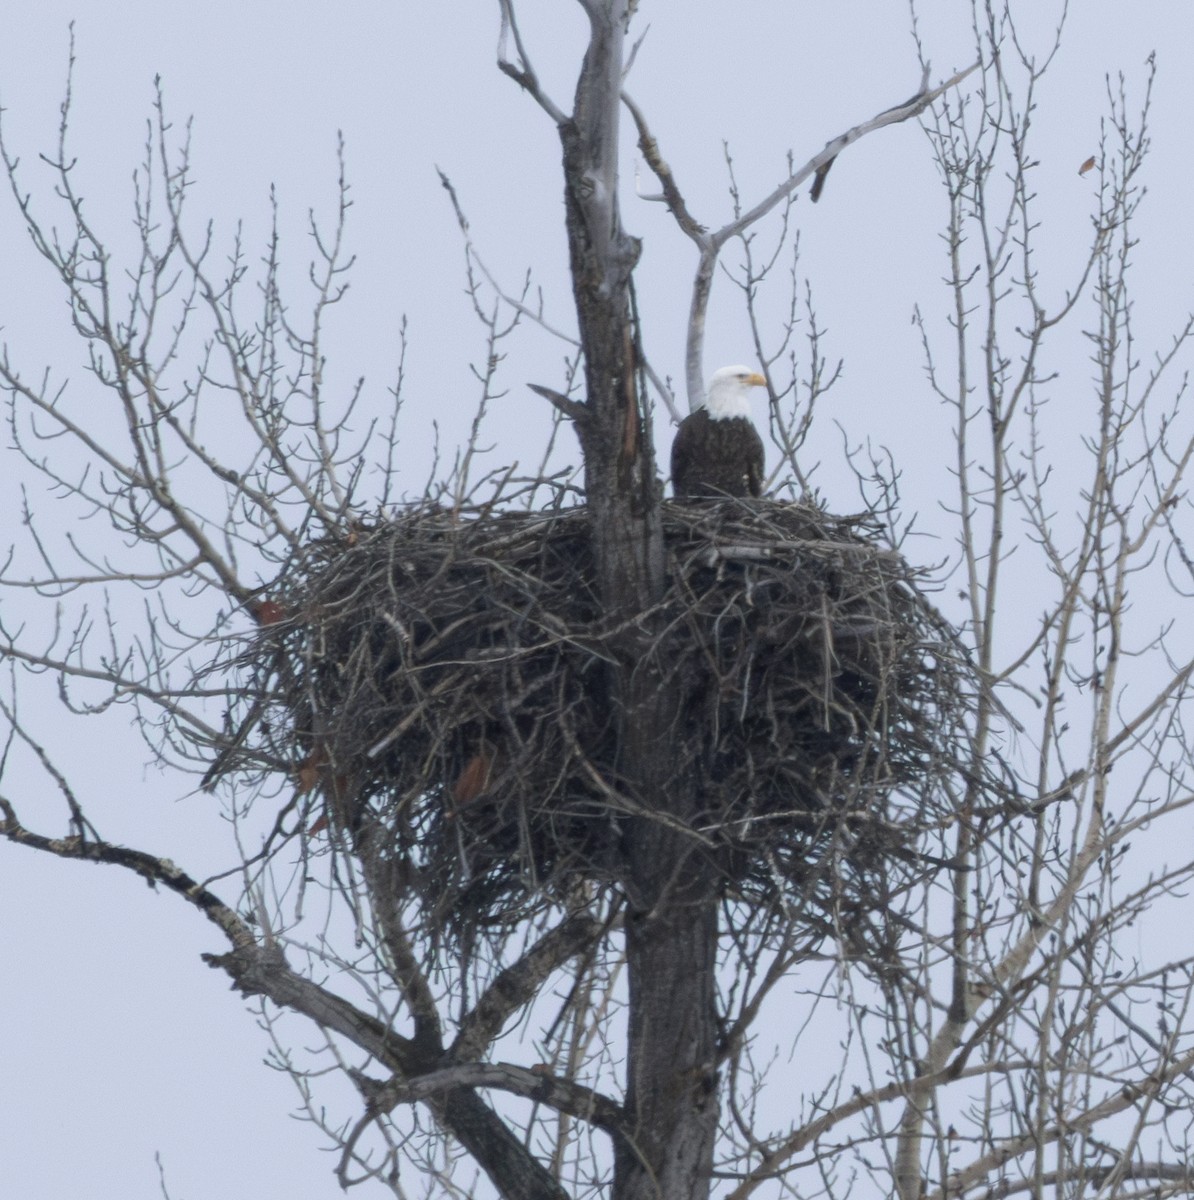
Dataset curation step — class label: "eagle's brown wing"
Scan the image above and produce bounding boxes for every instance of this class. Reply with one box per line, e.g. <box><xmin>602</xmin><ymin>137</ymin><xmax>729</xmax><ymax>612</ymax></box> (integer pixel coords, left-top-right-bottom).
<box><xmin>672</xmin><ymin>411</ymin><xmax>764</xmax><ymax>498</ymax></box>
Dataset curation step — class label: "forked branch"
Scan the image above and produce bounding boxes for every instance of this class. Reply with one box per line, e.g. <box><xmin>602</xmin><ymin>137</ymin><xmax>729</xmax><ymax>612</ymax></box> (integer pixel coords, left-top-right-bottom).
<box><xmin>631</xmin><ymin>62</ymin><xmax>979</xmax><ymax>408</ymax></box>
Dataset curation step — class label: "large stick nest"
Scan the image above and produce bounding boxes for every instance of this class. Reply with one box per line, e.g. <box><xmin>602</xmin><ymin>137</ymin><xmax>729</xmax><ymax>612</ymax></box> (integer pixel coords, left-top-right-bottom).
<box><xmin>235</xmin><ymin>499</ymin><xmax>972</xmax><ymax>944</ymax></box>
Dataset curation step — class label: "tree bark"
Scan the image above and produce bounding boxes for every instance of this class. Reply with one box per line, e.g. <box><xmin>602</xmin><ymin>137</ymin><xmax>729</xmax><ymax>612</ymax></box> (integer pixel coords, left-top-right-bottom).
<box><xmin>557</xmin><ymin>4</ymin><xmax>721</xmax><ymax>1197</ymax></box>
<box><xmin>617</xmin><ymin>859</ymin><xmax>720</xmax><ymax>1200</ymax></box>
<box><xmin>439</xmin><ymin>1091</ymin><xmax>572</xmax><ymax>1200</ymax></box>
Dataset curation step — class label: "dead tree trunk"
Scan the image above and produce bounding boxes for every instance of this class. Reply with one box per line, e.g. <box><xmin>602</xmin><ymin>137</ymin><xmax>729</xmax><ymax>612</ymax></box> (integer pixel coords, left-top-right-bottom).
<box><xmin>558</xmin><ymin>4</ymin><xmax>720</xmax><ymax>1198</ymax></box>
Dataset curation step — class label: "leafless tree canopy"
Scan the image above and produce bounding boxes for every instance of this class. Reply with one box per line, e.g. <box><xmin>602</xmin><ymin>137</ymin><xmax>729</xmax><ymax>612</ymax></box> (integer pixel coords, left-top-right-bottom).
<box><xmin>5</xmin><ymin>4</ymin><xmax>1194</xmax><ymax>1200</ymax></box>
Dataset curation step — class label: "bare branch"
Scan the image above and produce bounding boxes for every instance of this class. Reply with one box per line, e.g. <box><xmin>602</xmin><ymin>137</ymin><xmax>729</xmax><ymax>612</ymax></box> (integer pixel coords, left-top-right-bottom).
<box><xmin>496</xmin><ymin>0</ymin><xmax>568</xmax><ymax>125</ymax></box>
<box><xmin>369</xmin><ymin>1061</ymin><xmax>625</xmax><ymax>1135</ymax></box>
<box><xmin>622</xmin><ymin>89</ymin><xmax>707</xmax><ymax>244</ymax></box>
<box><xmin>452</xmin><ymin>911</ymin><xmax>609</xmax><ymax>1061</ymax></box>
<box><xmin>528</xmin><ymin>381</ymin><xmax>589</xmax><ymax>425</ymax></box>
<box><xmin>681</xmin><ymin>61</ymin><xmax>979</xmax><ymax>409</ymax></box>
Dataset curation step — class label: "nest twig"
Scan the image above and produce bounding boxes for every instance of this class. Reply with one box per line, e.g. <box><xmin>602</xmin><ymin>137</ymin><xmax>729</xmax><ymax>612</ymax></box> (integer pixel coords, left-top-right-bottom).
<box><xmin>221</xmin><ymin>498</ymin><xmax>974</xmax><ymax>949</ymax></box>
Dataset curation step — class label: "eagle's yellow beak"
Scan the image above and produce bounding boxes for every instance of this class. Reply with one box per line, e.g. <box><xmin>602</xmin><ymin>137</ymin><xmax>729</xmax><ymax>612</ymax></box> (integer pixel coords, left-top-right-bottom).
<box><xmin>745</xmin><ymin>372</ymin><xmax>767</xmax><ymax>388</ymax></box>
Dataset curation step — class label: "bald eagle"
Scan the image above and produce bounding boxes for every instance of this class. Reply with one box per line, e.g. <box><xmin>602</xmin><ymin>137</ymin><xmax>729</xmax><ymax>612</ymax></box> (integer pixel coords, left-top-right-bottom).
<box><xmin>670</xmin><ymin>365</ymin><xmax>767</xmax><ymax>499</ymax></box>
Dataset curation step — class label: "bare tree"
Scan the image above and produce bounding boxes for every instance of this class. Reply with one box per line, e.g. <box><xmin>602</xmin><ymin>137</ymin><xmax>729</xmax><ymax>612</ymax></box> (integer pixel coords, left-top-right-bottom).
<box><xmin>4</xmin><ymin>4</ymin><xmax>1194</xmax><ymax>1200</ymax></box>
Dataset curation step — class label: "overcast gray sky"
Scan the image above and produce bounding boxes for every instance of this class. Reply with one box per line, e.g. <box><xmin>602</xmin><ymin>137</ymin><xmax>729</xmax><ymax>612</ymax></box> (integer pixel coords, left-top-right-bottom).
<box><xmin>2</xmin><ymin>4</ymin><xmax>1193</xmax><ymax>1197</ymax></box>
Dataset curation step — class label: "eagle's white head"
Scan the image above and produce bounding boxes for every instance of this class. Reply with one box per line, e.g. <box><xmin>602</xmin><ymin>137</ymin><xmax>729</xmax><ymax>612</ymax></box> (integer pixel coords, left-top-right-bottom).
<box><xmin>704</xmin><ymin>365</ymin><xmax>767</xmax><ymax>420</ymax></box>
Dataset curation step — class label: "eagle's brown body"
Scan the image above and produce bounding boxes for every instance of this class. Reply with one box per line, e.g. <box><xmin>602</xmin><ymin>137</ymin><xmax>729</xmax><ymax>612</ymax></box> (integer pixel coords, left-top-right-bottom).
<box><xmin>670</xmin><ymin>409</ymin><xmax>765</xmax><ymax>499</ymax></box>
